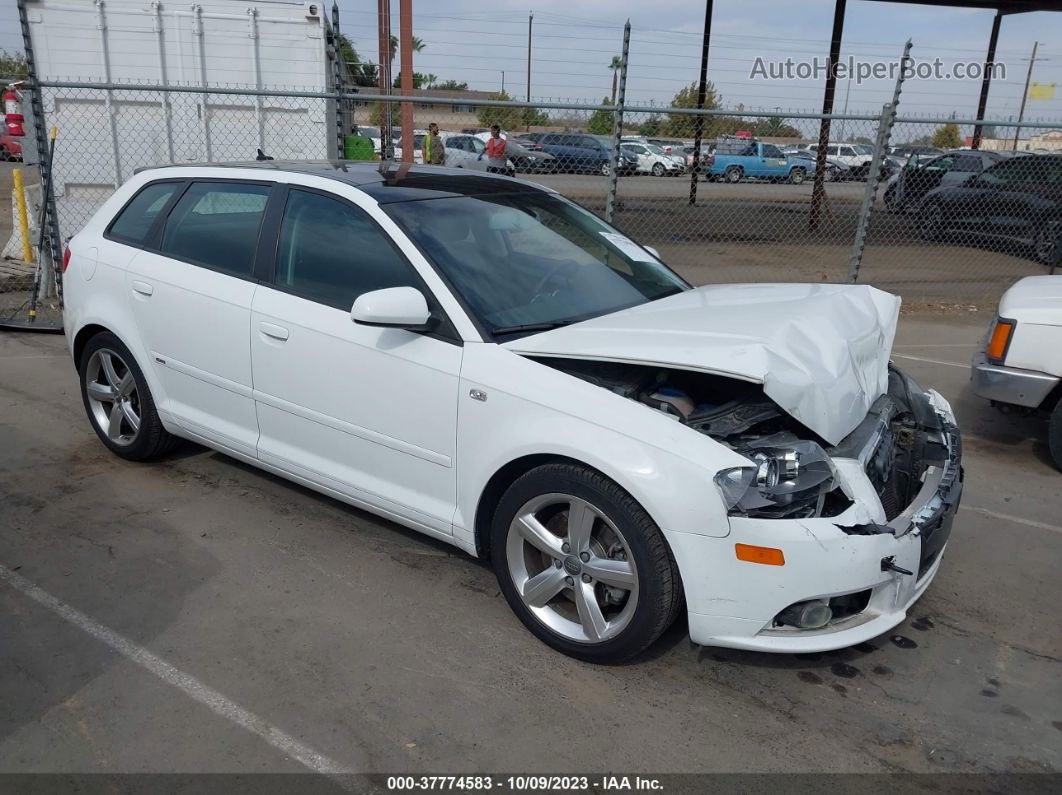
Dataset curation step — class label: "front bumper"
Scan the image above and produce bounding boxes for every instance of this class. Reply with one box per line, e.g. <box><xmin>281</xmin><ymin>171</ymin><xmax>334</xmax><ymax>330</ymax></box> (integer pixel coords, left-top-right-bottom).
<box><xmin>668</xmin><ymin>390</ymin><xmax>963</xmax><ymax>653</ymax></box>
<box><xmin>971</xmin><ymin>351</ymin><xmax>1059</xmax><ymax>409</ymax></box>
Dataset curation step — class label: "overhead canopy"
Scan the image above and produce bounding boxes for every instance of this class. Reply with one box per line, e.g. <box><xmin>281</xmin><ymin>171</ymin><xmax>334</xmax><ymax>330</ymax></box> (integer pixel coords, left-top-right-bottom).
<box><xmin>868</xmin><ymin>0</ymin><xmax>1059</xmax><ymax>13</ymax></box>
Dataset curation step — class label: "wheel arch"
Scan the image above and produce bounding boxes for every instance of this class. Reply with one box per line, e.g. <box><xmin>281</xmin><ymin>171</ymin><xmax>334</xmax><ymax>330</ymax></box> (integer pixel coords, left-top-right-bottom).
<box><xmin>72</xmin><ymin>323</ymin><xmax>114</xmax><ymax>369</ymax></box>
<box><xmin>473</xmin><ymin>453</ymin><xmax>649</xmax><ymax>562</ymax></box>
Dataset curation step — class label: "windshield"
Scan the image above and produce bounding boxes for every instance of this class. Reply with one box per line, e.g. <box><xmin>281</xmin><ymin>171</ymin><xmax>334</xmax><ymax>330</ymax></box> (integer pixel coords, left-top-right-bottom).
<box><xmin>357</xmin><ymin>126</ymin><xmax>381</xmax><ymax>138</ymax></box>
<box><xmin>384</xmin><ymin>193</ymin><xmax>689</xmax><ymax>336</ymax></box>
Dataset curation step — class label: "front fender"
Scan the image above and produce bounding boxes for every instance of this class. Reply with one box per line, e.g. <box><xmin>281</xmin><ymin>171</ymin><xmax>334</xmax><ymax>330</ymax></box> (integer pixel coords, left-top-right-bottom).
<box><xmin>455</xmin><ymin>344</ymin><xmax>746</xmax><ymax>550</ymax></box>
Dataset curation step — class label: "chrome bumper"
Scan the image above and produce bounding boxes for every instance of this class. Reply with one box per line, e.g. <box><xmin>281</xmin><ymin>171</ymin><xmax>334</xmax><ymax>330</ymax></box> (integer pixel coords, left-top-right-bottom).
<box><xmin>971</xmin><ymin>351</ymin><xmax>1059</xmax><ymax>409</ymax></box>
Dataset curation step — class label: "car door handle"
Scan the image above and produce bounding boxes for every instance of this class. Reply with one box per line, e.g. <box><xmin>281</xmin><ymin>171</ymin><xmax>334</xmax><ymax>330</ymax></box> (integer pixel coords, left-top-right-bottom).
<box><xmin>131</xmin><ymin>280</ymin><xmax>153</xmax><ymax>296</ymax></box>
<box><xmin>259</xmin><ymin>322</ymin><xmax>289</xmax><ymax>341</ymax></box>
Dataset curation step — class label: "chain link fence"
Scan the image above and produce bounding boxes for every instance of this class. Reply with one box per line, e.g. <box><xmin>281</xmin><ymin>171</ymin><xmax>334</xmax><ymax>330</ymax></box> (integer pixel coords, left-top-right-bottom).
<box><xmin>2</xmin><ymin>80</ymin><xmax>1060</xmax><ymax>330</ymax></box>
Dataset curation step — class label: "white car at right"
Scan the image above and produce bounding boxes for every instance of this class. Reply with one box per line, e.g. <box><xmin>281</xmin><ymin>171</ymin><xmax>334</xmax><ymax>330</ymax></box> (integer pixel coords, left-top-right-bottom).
<box><xmin>972</xmin><ymin>274</ymin><xmax>1062</xmax><ymax>470</ymax></box>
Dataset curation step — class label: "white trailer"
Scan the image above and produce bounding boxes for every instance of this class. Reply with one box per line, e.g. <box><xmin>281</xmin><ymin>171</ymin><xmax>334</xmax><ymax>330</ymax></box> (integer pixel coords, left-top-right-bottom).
<box><xmin>23</xmin><ymin>0</ymin><xmax>341</xmax><ymax>236</ymax></box>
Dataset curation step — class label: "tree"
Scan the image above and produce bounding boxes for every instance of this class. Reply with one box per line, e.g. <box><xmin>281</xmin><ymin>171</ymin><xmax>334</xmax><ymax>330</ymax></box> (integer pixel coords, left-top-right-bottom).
<box><xmin>752</xmin><ymin>116</ymin><xmax>801</xmax><ymax>138</ymax></box>
<box><xmin>608</xmin><ymin>55</ymin><xmax>622</xmax><ymax>105</ymax></box>
<box><xmin>664</xmin><ymin>81</ymin><xmax>720</xmax><ymax>138</ymax></box>
<box><xmin>0</xmin><ymin>50</ymin><xmax>27</xmax><ymax>79</ymax></box>
<box><xmin>638</xmin><ymin>116</ymin><xmax>662</xmax><ymax>136</ymax></box>
<box><xmin>586</xmin><ymin>98</ymin><xmax>614</xmax><ymax>136</ymax></box>
<box><xmin>392</xmin><ymin>71</ymin><xmax>437</xmax><ymax>90</ymax></box>
<box><xmin>336</xmin><ymin>34</ymin><xmax>378</xmax><ymax>87</ymax></box>
<box><xmin>931</xmin><ymin>122</ymin><xmax>962</xmax><ymax>149</ymax></box>
<box><xmin>477</xmin><ymin>91</ymin><xmax>524</xmax><ymax>130</ymax></box>
<box><xmin>435</xmin><ymin>79</ymin><xmax>469</xmax><ymax>91</ymax></box>
<box><xmin>521</xmin><ymin>107</ymin><xmax>550</xmax><ymax>127</ymax></box>
<box><xmin>388</xmin><ymin>34</ymin><xmax>424</xmax><ymax>75</ymax></box>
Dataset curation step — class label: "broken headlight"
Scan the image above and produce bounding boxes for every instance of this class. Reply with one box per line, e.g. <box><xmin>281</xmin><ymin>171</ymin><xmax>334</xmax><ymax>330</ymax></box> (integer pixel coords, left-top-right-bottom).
<box><xmin>714</xmin><ymin>436</ymin><xmax>837</xmax><ymax>518</ymax></box>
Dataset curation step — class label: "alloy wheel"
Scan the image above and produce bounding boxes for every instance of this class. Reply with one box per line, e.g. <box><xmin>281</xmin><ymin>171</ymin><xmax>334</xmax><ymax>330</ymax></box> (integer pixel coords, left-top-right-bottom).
<box><xmin>84</xmin><ymin>349</ymin><xmax>141</xmax><ymax>446</ymax></box>
<box><xmin>506</xmin><ymin>493</ymin><xmax>639</xmax><ymax>644</ymax></box>
<box><xmin>920</xmin><ymin>204</ymin><xmax>944</xmax><ymax>239</ymax></box>
<box><xmin>1034</xmin><ymin>222</ymin><xmax>1060</xmax><ymax>265</ymax></box>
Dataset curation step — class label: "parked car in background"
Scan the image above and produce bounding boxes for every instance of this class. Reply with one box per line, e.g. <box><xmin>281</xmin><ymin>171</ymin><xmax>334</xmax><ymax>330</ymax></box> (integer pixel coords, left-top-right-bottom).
<box><xmin>885</xmin><ymin>149</ymin><xmax>1012</xmax><ymax>212</ymax></box>
<box><xmin>537</xmin><ymin>133</ymin><xmax>637</xmax><ymax>176</ymax></box>
<box><xmin>788</xmin><ymin>150</ymin><xmax>844</xmax><ymax>182</ymax></box>
<box><xmin>808</xmin><ymin>142</ymin><xmax>872</xmax><ymax>177</ymax></box>
<box><xmin>890</xmin><ymin>144</ymin><xmax>944</xmax><ymax>163</ymax></box>
<box><xmin>972</xmin><ymin>274</ymin><xmax>1062</xmax><ymax>470</ymax></box>
<box><xmin>443</xmin><ymin>133</ymin><xmax>516</xmax><ymax>175</ymax></box>
<box><xmin>506</xmin><ymin>139</ymin><xmax>558</xmax><ymax>174</ymax></box>
<box><xmin>919</xmin><ymin>153</ymin><xmax>1062</xmax><ymax>265</ymax></box>
<box><xmin>64</xmin><ymin>162</ymin><xmax>963</xmax><ymax>662</ymax></box>
<box><xmin>709</xmin><ymin>137</ymin><xmax>808</xmax><ymax>184</ymax></box>
<box><xmin>621</xmin><ymin>142</ymin><xmax>685</xmax><ymax>176</ymax></box>
<box><xmin>0</xmin><ymin>132</ymin><xmax>23</xmax><ymax>161</ymax></box>
<box><xmin>678</xmin><ymin>144</ymin><xmax>714</xmax><ymax>172</ymax></box>
<box><xmin>646</xmin><ymin>138</ymin><xmax>684</xmax><ymax>156</ymax></box>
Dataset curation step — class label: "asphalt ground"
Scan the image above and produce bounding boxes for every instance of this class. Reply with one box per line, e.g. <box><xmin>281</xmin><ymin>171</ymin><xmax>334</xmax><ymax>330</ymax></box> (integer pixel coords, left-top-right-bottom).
<box><xmin>1</xmin><ymin>310</ymin><xmax>1060</xmax><ymax>780</ymax></box>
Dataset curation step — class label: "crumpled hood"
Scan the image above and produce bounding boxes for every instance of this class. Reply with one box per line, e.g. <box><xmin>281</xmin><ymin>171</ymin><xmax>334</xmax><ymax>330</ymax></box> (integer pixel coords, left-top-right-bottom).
<box><xmin>506</xmin><ymin>283</ymin><xmax>901</xmax><ymax>445</ymax></box>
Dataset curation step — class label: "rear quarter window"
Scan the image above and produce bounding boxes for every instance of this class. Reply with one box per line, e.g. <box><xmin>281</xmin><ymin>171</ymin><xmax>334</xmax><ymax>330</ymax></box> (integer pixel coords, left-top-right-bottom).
<box><xmin>107</xmin><ymin>181</ymin><xmax>182</xmax><ymax>245</ymax></box>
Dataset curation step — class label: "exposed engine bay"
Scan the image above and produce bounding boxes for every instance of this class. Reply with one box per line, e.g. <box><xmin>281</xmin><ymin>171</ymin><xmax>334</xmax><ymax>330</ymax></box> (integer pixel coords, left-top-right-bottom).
<box><xmin>532</xmin><ymin>357</ymin><xmax>952</xmax><ymax>523</ymax></box>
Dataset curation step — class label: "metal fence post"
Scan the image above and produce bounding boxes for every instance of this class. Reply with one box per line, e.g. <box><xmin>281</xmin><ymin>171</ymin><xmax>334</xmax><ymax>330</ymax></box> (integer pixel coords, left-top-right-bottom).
<box><xmin>331</xmin><ymin>1</ymin><xmax>344</xmax><ymax>159</ymax></box>
<box><xmin>604</xmin><ymin>20</ymin><xmax>630</xmax><ymax>225</ymax></box>
<box><xmin>846</xmin><ymin>39</ymin><xmax>911</xmax><ymax>283</ymax></box>
<box><xmin>17</xmin><ymin>0</ymin><xmax>62</xmax><ymax>300</ymax></box>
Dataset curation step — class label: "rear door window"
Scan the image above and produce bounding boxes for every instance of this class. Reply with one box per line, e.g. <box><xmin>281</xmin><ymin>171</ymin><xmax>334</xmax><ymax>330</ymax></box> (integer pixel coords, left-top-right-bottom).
<box><xmin>107</xmin><ymin>181</ymin><xmax>182</xmax><ymax>246</ymax></box>
<box><xmin>159</xmin><ymin>182</ymin><xmax>270</xmax><ymax>278</ymax></box>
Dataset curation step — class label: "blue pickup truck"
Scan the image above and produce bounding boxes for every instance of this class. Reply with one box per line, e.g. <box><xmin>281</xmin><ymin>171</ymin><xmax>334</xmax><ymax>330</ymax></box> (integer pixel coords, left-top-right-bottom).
<box><xmin>708</xmin><ymin>137</ymin><xmax>807</xmax><ymax>184</ymax></box>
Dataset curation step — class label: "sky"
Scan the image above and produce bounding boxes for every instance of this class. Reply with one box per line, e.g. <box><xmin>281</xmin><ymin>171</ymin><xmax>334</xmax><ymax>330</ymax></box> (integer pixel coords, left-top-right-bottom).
<box><xmin>3</xmin><ymin>0</ymin><xmax>1061</xmax><ymax>123</ymax></box>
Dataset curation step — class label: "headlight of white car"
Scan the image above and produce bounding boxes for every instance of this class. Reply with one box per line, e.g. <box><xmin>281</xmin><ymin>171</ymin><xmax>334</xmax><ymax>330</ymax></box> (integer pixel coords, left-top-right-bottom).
<box><xmin>714</xmin><ymin>436</ymin><xmax>837</xmax><ymax>518</ymax></box>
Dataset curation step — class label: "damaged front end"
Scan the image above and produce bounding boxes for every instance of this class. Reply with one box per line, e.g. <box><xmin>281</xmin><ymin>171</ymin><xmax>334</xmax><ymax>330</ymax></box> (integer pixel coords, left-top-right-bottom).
<box><xmin>535</xmin><ymin>356</ymin><xmax>964</xmax><ymax>649</ymax></box>
<box><xmin>533</xmin><ymin>357</ymin><xmax>960</xmax><ymax>529</ymax></box>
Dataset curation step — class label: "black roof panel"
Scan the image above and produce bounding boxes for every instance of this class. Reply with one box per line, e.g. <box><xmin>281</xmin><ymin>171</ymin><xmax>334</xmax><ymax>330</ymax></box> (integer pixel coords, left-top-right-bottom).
<box><xmin>137</xmin><ymin>160</ymin><xmax>553</xmax><ymax>203</ymax></box>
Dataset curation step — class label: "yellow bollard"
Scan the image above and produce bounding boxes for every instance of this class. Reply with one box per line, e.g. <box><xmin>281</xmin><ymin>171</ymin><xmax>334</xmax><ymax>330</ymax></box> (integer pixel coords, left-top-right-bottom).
<box><xmin>13</xmin><ymin>168</ymin><xmax>34</xmax><ymax>264</ymax></box>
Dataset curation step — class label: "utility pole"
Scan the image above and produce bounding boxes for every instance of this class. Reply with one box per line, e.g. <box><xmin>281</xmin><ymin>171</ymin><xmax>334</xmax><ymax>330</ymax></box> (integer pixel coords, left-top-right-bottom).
<box><xmin>377</xmin><ymin>0</ymin><xmax>392</xmax><ymax>159</ymax></box>
<box><xmin>501</xmin><ymin>71</ymin><xmax>505</xmax><ymax>93</ymax></box>
<box><xmin>1013</xmin><ymin>40</ymin><xmax>1044</xmax><ymax>152</ymax></box>
<box><xmin>526</xmin><ymin>11</ymin><xmax>533</xmax><ymax>130</ymax></box>
<box><xmin>399</xmin><ymin>0</ymin><xmax>413</xmax><ymax>163</ymax></box>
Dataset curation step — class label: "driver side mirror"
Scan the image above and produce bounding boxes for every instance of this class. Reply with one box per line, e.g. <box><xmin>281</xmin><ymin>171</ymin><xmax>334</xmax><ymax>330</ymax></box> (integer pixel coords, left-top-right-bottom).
<box><xmin>351</xmin><ymin>286</ymin><xmax>435</xmax><ymax>331</ymax></box>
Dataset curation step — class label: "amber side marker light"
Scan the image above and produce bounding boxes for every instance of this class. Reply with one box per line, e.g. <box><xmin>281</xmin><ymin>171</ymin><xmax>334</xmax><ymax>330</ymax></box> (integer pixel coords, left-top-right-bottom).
<box><xmin>735</xmin><ymin>543</ymin><xmax>785</xmax><ymax>566</ymax></box>
<box><xmin>985</xmin><ymin>317</ymin><xmax>1016</xmax><ymax>365</ymax></box>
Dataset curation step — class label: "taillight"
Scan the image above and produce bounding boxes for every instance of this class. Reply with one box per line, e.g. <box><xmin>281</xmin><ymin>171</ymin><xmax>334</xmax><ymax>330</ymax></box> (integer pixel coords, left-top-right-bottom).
<box><xmin>62</xmin><ymin>246</ymin><xmax>72</xmax><ymax>273</ymax></box>
<box><xmin>985</xmin><ymin>317</ymin><xmax>1015</xmax><ymax>364</ymax></box>
<box><xmin>534</xmin><ymin>143</ymin><xmax>543</xmax><ymax>150</ymax></box>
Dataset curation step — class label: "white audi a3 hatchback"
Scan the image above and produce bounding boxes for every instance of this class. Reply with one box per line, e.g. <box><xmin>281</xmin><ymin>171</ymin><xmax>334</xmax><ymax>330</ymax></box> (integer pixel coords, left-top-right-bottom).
<box><xmin>64</xmin><ymin>162</ymin><xmax>963</xmax><ymax>662</ymax></box>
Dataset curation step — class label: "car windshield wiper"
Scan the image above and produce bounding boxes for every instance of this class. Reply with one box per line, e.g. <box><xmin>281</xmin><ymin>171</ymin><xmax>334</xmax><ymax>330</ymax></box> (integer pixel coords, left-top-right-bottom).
<box><xmin>491</xmin><ymin>320</ymin><xmax>575</xmax><ymax>337</ymax></box>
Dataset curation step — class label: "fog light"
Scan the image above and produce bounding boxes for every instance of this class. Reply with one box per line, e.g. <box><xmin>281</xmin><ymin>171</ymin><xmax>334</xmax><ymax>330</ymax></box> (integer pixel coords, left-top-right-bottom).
<box><xmin>775</xmin><ymin>600</ymin><xmax>833</xmax><ymax>629</ymax></box>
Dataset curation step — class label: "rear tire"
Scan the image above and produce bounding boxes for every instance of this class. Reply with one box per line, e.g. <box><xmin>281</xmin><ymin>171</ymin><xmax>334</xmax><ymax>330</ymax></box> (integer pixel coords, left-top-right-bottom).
<box><xmin>491</xmin><ymin>462</ymin><xmax>683</xmax><ymax>663</ymax></box>
<box><xmin>79</xmin><ymin>332</ymin><xmax>177</xmax><ymax>461</ymax></box>
<box><xmin>920</xmin><ymin>203</ymin><xmax>945</xmax><ymax>241</ymax></box>
<box><xmin>1033</xmin><ymin>220</ymin><xmax>1061</xmax><ymax>266</ymax></box>
<box><xmin>724</xmin><ymin>166</ymin><xmax>742</xmax><ymax>184</ymax></box>
<box><xmin>599</xmin><ymin>162</ymin><xmax>611</xmax><ymax>177</ymax></box>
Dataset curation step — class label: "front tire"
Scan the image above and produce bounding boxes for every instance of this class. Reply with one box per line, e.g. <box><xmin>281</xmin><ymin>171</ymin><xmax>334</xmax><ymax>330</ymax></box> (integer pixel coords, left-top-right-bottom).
<box><xmin>491</xmin><ymin>463</ymin><xmax>682</xmax><ymax>662</ymax></box>
<box><xmin>1050</xmin><ymin>399</ymin><xmax>1062</xmax><ymax>472</ymax></box>
<box><xmin>651</xmin><ymin>163</ymin><xmax>666</xmax><ymax>177</ymax></box>
<box><xmin>789</xmin><ymin>167</ymin><xmax>805</xmax><ymax>185</ymax></box>
<box><xmin>79</xmin><ymin>332</ymin><xmax>177</xmax><ymax>461</ymax></box>
<box><xmin>599</xmin><ymin>162</ymin><xmax>611</xmax><ymax>177</ymax></box>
